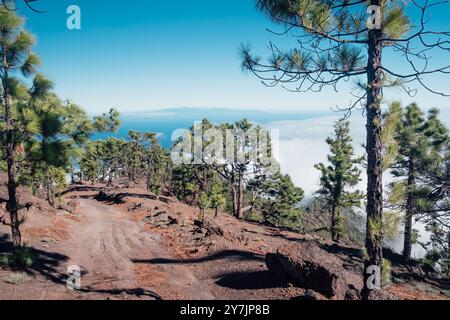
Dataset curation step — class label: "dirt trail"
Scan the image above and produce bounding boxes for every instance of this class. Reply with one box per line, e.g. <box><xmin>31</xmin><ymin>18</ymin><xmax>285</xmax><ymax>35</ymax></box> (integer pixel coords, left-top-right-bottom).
<box><xmin>0</xmin><ymin>198</ymin><xmax>215</xmax><ymax>300</ymax></box>
<box><xmin>67</xmin><ymin>199</ymin><xmax>216</xmax><ymax>300</ymax></box>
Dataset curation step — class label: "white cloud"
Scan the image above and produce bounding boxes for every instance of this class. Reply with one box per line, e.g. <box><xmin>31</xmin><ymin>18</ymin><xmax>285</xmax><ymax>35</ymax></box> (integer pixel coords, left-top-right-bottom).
<box><xmin>266</xmin><ymin>112</ymin><xmax>367</xmax><ymax>197</ymax></box>
<box><xmin>266</xmin><ymin>110</ymin><xmax>449</xmax><ymax>257</ymax></box>
<box><xmin>266</xmin><ymin>107</ymin><xmax>450</xmax><ymax>198</ymax></box>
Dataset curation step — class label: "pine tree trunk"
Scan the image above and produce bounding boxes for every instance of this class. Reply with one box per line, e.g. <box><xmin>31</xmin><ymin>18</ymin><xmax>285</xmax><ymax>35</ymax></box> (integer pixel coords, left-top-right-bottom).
<box><xmin>146</xmin><ymin>159</ymin><xmax>151</xmax><ymax>190</ymax></box>
<box><xmin>403</xmin><ymin>158</ymin><xmax>416</xmax><ymax>260</ymax></box>
<box><xmin>335</xmin><ymin>210</ymin><xmax>341</xmax><ymax>243</ymax></box>
<box><xmin>6</xmin><ymin>143</ymin><xmax>22</xmax><ymax>255</ymax></box>
<box><xmin>128</xmin><ymin>169</ymin><xmax>135</xmax><ymax>187</ymax></box>
<box><xmin>101</xmin><ymin>164</ymin><xmax>106</xmax><ymax>183</ymax></box>
<box><xmin>47</xmin><ymin>186</ymin><xmax>55</xmax><ymax>208</ymax></box>
<box><xmin>331</xmin><ymin>205</ymin><xmax>338</xmax><ymax>242</ymax></box>
<box><xmin>44</xmin><ymin>175</ymin><xmax>56</xmax><ymax>207</ymax></box>
<box><xmin>231</xmin><ymin>184</ymin><xmax>238</xmax><ymax>218</ymax></box>
<box><xmin>3</xmin><ymin>81</ymin><xmax>22</xmax><ymax>256</ymax></box>
<box><xmin>71</xmin><ymin>168</ymin><xmax>75</xmax><ymax>185</ymax></box>
<box><xmin>237</xmin><ymin>173</ymin><xmax>244</xmax><ymax>219</ymax></box>
<box><xmin>363</xmin><ymin>7</ymin><xmax>384</xmax><ymax>299</ymax></box>
<box><xmin>107</xmin><ymin>169</ymin><xmax>113</xmax><ymax>187</ymax></box>
<box><xmin>2</xmin><ymin>35</ymin><xmax>22</xmax><ymax>257</ymax></box>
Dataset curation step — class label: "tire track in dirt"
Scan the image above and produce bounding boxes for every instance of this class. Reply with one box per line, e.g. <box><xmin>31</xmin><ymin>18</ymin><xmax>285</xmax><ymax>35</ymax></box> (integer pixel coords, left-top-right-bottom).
<box><xmin>57</xmin><ymin>199</ymin><xmax>215</xmax><ymax>300</ymax></box>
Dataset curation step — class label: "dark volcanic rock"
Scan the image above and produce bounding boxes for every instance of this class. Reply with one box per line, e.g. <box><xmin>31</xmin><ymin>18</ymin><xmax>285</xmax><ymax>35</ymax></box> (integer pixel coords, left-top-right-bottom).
<box><xmin>303</xmin><ymin>289</ymin><xmax>321</xmax><ymax>300</ymax></box>
<box><xmin>194</xmin><ymin>218</ymin><xmax>224</xmax><ymax>236</ymax></box>
<box><xmin>265</xmin><ymin>253</ymin><xmax>290</xmax><ymax>283</ymax></box>
<box><xmin>159</xmin><ymin>196</ymin><xmax>175</xmax><ymax>204</ymax></box>
<box><xmin>345</xmin><ymin>285</ymin><xmax>362</xmax><ymax>300</ymax></box>
<box><xmin>266</xmin><ymin>242</ymin><xmax>349</xmax><ymax>299</ymax></box>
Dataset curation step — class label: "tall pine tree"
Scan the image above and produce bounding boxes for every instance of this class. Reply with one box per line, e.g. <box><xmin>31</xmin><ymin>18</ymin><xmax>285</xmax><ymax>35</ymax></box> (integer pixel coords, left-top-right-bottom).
<box><xmin>389</xmin><ymin>104</ymin><xmax>448</xmax><ymax>260</ymax></box>
<box><xmin>242</xmin><ymin>0</ymin><xmax>450</xmax><ymax>297</ymax></box>
<box><xmin>0</xmin><ymin>8</ymin><xmax>41</xmax><ymax>259</ymax></box>
<box><xmin>315</xmin><ymin>119</ymin><xmax>363</xmax><ymax>243</ymax></box>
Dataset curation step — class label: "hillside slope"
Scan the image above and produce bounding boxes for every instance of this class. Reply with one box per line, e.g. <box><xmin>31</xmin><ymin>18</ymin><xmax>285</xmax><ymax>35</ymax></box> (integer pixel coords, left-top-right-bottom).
<box><xmin>0</xmin><ymin>183</ymin><xmax>448</xmax><ymax>300</ymax></box>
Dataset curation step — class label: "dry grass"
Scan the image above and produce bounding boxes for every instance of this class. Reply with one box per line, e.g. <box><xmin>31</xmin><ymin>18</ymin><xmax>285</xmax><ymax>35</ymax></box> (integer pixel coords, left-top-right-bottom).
<box><xmin>3</xmin><ymin>272</ymin><xmax>28</xmax><ymax>285</ymax></box>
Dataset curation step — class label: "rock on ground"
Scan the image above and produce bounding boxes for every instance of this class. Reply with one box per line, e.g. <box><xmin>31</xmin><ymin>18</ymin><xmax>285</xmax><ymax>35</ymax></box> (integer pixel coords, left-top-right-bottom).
<box><xmin>266</xmin><ymin>242</ymin><xmax>352</xmax><ymax>300</ymax></box>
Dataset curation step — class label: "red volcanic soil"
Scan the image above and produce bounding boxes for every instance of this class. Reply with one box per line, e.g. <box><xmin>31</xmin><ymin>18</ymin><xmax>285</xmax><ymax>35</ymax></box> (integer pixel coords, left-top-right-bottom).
<box><xmin>0</xmin><ymin>182</ymin><xmax>448</xmax><ymax>300</ymax></box>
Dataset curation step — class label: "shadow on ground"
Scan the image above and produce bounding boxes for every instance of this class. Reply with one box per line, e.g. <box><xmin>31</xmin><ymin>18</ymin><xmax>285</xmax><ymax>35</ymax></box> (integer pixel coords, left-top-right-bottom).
<box><xmin>132</xmin><ymin>249</ymin><xmax>265</xmax><ymax>265</ymax></box>
<box><xmin>1</xmin><ymin>233</ymin><xmax>162</xmax><ymax>299</ymax></box>
<box><xmin>0</xmin><ymin>233</ymin><xmax>70</xmax><ymax>286</ymax></box>
<box><xmin>95</xmin><ymin>192</ymin><xmax>158</xmax><ymax>204</ymax></box>
<box><xmin>79</xmin><ymin>287</ymin><xmax>162</xmax><ymax>300</ymax></box>
<box><xmin>215</xmin><ymin>270</ymin><xmax>288</xmax><ymax>290</ymax></box>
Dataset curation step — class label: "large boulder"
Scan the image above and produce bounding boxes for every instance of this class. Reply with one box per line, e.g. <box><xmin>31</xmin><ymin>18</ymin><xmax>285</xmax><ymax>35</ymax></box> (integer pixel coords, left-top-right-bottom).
<box><xmin>194</xmin><ymin>218</ymin><xmax>224</xmax><ymax>237</ymax></box>
<box><xmin>266</xmin><ymin>242</ymin><xmax>349</xmax><ymax>299</ymax></box>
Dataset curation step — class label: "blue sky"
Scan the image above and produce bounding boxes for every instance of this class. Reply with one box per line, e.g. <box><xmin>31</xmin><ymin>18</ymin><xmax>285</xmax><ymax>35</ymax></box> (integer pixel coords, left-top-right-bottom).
<box><xmin>14</xmin><ymin>0</ymin><xmax>450</xmax><ymax>114</ymax></box>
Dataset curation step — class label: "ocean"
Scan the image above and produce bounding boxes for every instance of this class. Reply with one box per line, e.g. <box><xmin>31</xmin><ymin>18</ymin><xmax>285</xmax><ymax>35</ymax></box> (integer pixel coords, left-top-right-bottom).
<box><xmin>93</xmin><ymin>107</ymin><xmax>331</xmax><ymax>148</ymax></box>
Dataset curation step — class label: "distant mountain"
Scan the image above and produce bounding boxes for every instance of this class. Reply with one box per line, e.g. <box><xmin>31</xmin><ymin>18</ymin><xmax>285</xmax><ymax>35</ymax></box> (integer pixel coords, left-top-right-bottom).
<box><xmin>125</xmin><ymin>107</ymin><xmax>332</xmax><ymax>123</ymax></box>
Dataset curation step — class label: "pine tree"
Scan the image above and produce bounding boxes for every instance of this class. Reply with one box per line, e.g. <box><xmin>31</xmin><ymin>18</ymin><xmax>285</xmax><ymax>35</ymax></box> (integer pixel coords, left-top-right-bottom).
<box><xmin>104</xmin><ymin>137</ymin><xmax>127</xmax><ymax>186</ymax></box>
<box><xmin>94</xmin><ymin>108</ymin><xmax>121</xmax><ymax>133</ymax></box>
<box><xmin>80</xmin><ymin>141</ymin><xmax>102</xmax><ymax>184</ymax></box>
<box><xmin>64</xmin><ymin>105</ymin><xmax>120</xmax><ymax>184</ymax></box>
<box><xmin>198</xmin><ymin>192</ymin><xmax>211</xmax><ymax>222</ymax></box>
<box><xmin>39</xmin><ymin>166</ymin><xmax>67</xmax><ymax>207</ymax></box>
<box><xmin>22</xmin><ymin>92</ymin><xmax>119</xmax><ymax>200</ymax></box>
<box><xmin>0</xmin><ymin>8</ymin><xmax>41</xmax><ymax>258</ymax></box>
<box><xmin>260</xmin><ymin>171</ymin><xmax>304</xmax><ymax>228</ymax></box>
<box><xmin>172</xmin><ymin>117</ymin><xmax>282</xmax><ymax>220</ymax></box>
<box><xmin>242</xmin><ymin>0</ymin><xmax>450</xmax><ymax>297</ymax></box>
<box><xmin>24</xmin><ymin>92</ymin><xmax>72</xmax><ymax>205</ymax></box>
<box><xmin>389</xmin><ymin>104</ymin><xmax>448</xmax><ymax>260</ymax></box>
<box><xmin>407</xmin><ymin>116</ymin><xmax>448</xmax><ymax>271</ymax></box>
<box><xmin>220</xmin><ymin>120</ymin><xmax>252</xmax><ymax>219</ymax></box>
<box><xmin>315</xmin><ymin>119</ymin><xmax>363</xmax><ymax>242</ymax></box>
<box><xmin>209</xmin><ymin>180</ymin><xmax>227</xmax><ymax>218</ymax></box>
<box><xmin>125</xmin><ymin>131</ymin><xmax>148</xmax><ymax>186</ymax></box>
<box><xmin>410</xmin><ymin>139</ymin><xmax>449</xmax><ymax>275</ymax></box>
<box><xmin>171</xmin><ymin>164</ymin><xmax>200</xmax><ymax>204</ymax></box>
<box><xmin>214</xmin><ymin>119</ymin><xmax>278</xmax><ymax>219</ymax></box>
<box><xmin>143</xmin><ymin>139</ymin><xmax>172</xmax><ymax>194</ymax></box>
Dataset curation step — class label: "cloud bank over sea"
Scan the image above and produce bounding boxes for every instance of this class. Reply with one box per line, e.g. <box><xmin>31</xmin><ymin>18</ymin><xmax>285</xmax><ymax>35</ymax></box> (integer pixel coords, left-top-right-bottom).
<box><xmin>265</xmin><ymin>113</ymin><xmax>367</xmax><ymax>197</ymax></box>
<box><xmin>267</xmin><ymin>107</ymin><xmax>450</xmax><ymax>198</ymax></box>
<box><xmin>266</xmin><ymin>108</ymin><xmax>449</xmax><ymax>258</ymax></box>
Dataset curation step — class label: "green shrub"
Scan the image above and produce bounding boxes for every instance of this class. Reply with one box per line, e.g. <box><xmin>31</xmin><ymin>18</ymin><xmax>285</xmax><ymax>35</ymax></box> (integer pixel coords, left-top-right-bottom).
<box><xmin>0</xmin><ymin>254</ymin><xmax>14</xmax><ymax>267</ymax></box>
<box><xmin>0</xmin><ymin>245</ymin><xmax>35</xmax><ymax>269</ymax></box>
<box><xmin>18</xmin><ymin>245</ymin><xmax>35</xmax><ymax>268</ymax></box>
<box><xmin>246</xmin><ymin>212</ymin><xmax>264</xmax><ymax>224</ymax></box>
